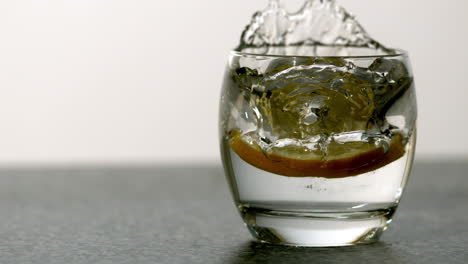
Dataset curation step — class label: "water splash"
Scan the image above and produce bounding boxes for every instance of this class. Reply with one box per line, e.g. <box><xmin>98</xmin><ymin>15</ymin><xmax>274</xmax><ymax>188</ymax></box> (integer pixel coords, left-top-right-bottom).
<box><xmin>237</xmin><ymin>0</ymin><xmax>393</xmax><ymax>56</ymax></box>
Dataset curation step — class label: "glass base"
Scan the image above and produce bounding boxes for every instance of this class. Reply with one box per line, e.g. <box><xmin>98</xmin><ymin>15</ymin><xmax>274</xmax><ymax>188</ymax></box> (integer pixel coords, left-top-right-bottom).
<box><xmin>241</xmin><ymin>207</ymin><xmax>396</xmax><ymax>247</ymax></box>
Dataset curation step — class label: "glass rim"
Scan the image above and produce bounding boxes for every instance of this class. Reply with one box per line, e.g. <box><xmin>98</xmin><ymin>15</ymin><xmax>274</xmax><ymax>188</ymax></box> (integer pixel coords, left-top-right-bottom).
<box><xmin>230</xmin><ymin>47</ymin><xmax>408</xmax><ymax>59</ymax></box>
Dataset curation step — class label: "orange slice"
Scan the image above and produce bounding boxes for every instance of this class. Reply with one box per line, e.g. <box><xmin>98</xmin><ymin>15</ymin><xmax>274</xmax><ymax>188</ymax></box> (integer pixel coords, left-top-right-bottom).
<box><xmin>229</xmin><ymin>131</ymin><xmax>406</xmax><ymax>178</ymax></box>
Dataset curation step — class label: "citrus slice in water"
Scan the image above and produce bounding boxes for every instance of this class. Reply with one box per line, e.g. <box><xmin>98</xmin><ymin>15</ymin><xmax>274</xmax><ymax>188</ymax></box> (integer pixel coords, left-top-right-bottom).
<box><xmin>229</xmin><ymin>131</ymin><xmax>405</xmax><ymax>178</ymax></box>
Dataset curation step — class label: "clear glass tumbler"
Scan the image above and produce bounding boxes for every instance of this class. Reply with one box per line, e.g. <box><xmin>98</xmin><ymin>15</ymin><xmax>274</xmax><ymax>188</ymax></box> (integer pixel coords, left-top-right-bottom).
<box><xmin>219</xmin><ymin>47</ymin><xmax>417</xmax><ymax>246</ymax></box>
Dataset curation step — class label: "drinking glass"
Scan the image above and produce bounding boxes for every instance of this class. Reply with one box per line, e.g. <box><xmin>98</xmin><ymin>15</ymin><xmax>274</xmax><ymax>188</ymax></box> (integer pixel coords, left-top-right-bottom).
<box><xmin>219</xmin><ymin>47</ymin><xmax>417</xmax><ymax>246</ymax></box>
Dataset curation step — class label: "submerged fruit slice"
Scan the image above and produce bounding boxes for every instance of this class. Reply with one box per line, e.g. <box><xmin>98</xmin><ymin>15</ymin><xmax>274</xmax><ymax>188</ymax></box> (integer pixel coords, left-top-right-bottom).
<box><xmin>229</xmin><ymin>131</ymin><xmax>406</xmax><ymax>178</ymax></box>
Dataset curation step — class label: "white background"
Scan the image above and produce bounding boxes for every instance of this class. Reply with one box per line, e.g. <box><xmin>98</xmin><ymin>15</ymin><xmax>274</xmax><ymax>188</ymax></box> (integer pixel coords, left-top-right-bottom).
<box><xmin>0</xmin><ymin>0</ymin><xmax>466</xmax><ymax>165</ymax></box>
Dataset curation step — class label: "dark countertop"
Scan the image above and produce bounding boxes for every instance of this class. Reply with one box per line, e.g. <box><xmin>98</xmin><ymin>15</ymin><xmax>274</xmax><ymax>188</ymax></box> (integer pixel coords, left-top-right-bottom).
<box><xmin>0</xmin><ymin>160</ymin><xmax>466</xmax><ymax>263</ymax></box>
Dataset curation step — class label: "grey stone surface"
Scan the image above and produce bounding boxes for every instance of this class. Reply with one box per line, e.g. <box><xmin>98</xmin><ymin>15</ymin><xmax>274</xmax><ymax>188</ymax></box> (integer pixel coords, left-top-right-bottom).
<box><xmin>0</xmin><ymin>161</ymin><xmax>466</xmax><ymax>263</ymax></box>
